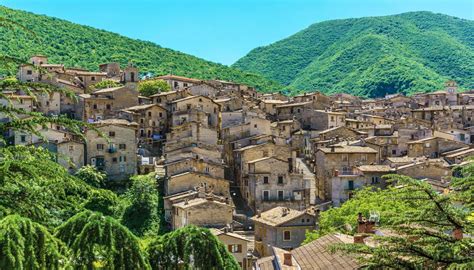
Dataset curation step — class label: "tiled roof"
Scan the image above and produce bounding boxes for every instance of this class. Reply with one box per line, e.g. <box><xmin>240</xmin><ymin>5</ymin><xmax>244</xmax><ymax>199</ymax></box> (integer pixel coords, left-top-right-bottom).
<box><xmin>251</xmin><ymin>207</ymin><xmax>311</xmax><ymax>227</ymax></box>
<box><xmin>357</xmin><ymin>165</ymin><xmax>393</xmax><ymax>172</ymax></box>
<box><xmin>291</xmin><ymin>234</ymin><xmax>358</xmax><ymax>270</ymax></box>
<box><xmin>318</xmin><ymin>146</ymin><xmax>377</xmax><ymax>154</ymax></box>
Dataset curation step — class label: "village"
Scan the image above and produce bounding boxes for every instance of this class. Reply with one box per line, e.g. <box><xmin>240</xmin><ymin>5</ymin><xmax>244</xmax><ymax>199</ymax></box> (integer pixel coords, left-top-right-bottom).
<box><xmin>3</xmin><ymin>55</ymin><xmax>474</xmax><ymax>269</ymax></box>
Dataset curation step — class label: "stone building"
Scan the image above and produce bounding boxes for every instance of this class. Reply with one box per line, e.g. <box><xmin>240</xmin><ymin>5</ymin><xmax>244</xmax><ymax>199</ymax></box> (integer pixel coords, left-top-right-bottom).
<box><xmin>169</xmin><ymin>95</ymin><xmax>221</xmax><ymax>130</ymax></box>
<box><xmin>407</xmin><ymin>136</ymin><xmax>468</xmax><ymax>158</ymax></box>
<box><xmin>246</xmin><ymin>156</ymin><xmax>306</xmax><ymax>212</ymax></box>
<box><xmin>315</xmin><ymin>145</ymin><xmax>378</xmax><ymax>202</ymax></box>
<box><xmin>211</xmin><ymin>228</ymin><xmax>252</xmax><ymax>270</ymax></box>
<box><xmin>252</xmin><ymin>207</ymin><xmax>316</xmax><ymax>257</ymax></box>
<box><xmin>119</xmin><ymin>103</ymin><xmax>168</xmax><ymax>146</ymax></box>
<box><xmin>157</xmin><ymin>74</ymin><xmax>202</xmax><ymax>91</ymax></box>
<box><xmin>85</xmin><ymin>119</ymin><xmax>138</xmax><ymax>181</ymax></box>
<box><xmin>165</xmin><ymin>171</ymin><xmax>230</xmax><ymax>197</ymax></box>
<box><xmin>76</xmin><ymin>85</ymin><xmax>138</xmax><ymax>121</ymax></box>
<box><xmin>171</xmin><ymin>196</ymin><xmax>234</xmax><ymax>229</ymax></box>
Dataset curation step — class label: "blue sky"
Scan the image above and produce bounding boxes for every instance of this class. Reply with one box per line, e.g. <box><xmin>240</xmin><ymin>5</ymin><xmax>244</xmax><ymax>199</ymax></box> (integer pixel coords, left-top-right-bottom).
<box><xmin>3</xmin><ymin>0</ymin><xmax>473</xmax><ymax>65</ymax></box>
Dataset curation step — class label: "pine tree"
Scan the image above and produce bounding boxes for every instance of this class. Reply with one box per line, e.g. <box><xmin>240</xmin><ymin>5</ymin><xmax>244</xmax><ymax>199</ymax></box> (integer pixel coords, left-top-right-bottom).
<box><xmin>56</xmin><ymin>211</ymin><xmax>150</xmax><ymax>269</ymax></box>
<box><xmin>0</xmin><ymin>215</ymin><xmax>69</xmax><ymax>269</ymax></box>
<box><xmin>147</xmin><ymin>225</ymin><xmax>240</xmax><ymax>270</ymax></box>
<box><xmin>330</xmin><ymin>163</ymin><xmax>474</xmax><ymax>269</ymax></box>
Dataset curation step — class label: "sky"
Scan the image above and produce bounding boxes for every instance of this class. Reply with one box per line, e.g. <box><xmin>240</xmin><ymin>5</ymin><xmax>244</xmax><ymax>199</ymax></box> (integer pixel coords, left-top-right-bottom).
<box><xmin>2</xmin><ymin>0</ymin><xmax>473</xmax><ymax>65</ymax></box>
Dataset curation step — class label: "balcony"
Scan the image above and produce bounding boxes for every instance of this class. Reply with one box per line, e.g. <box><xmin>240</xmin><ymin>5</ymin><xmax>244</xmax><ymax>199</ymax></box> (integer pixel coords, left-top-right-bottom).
<box><xmin>108</xmin><ymin>146</ymin><xmax>117</xmax><ymax>153</ymax></box>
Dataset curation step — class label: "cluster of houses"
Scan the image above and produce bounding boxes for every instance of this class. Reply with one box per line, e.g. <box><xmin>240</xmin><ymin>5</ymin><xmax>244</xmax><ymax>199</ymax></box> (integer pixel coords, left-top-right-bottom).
<box><xmin>2</xmin><ymin>55</ymin><xmax>473</xmax><ymax>269</ymax></box>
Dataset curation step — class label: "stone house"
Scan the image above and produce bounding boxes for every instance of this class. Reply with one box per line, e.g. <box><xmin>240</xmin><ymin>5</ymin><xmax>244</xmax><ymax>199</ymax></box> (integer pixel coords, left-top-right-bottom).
<box><xmin>215</xmin><ymin>97</ymin><xmax>243</xmax><ymax>112</ymax></box>
<box><xmin>315</xmin><ymin>145</ymin><xmax>378</xmax><ymax>201</ymax></box>
<box><xmin>233</xmin><ymin>143</ymin><xmax>291</xmax><ymax>197</ymax></box>
<box><xmin>252</xmin><ymin>207</ymin><xmax>316</xmax><ymax>257</ymax></box>
<box><xmin>271</xmin><ymin>120</ymin><xmax>301</xmax><ymax>140</ymax></box>
<box><xmin>396</xmin><ymin>159</ymin><xmax>451</xmax><ymax>181</ymax></box>
<box><xmin>311</xmin><ymin>110</ymin><xmax>346</xmax><ymax>130</ymax></box>
<box><xmin>150</xmin><ymin>89</ymin><xmax>191</xmax><ymax>108</ymax></box>
<box><xmin>119</xmin><ymin>103</ymin><xmax>168</xmax><ymax>145</ymax></box>
<box><xmin>76</xmin><ymin>86</ymin><xmax>138</xmax><ymax>121</ymax></box>
<box><xmin>33</xmin><ymin>91</ymin><xmax>60</xmax><ymax>116</ymax></box>
<box><xmin>407</xmin><ymin>136</ymin><xmax>468</xmax><ymax>158</ymax></box>
<box><xmin>33</xmin><ymin>139</ymin><xmax>84</xmax><ymax>173</ymax></box>
<box><xmin>275</xmin><ymin>102</ymin><xmax>312</xmax><ymax>121</ymax></box>
<box><xmin>164</xmin><ymin>121</ymin><xmax>219</xmax><ymax>152</ymax></box>
<box><xmin>411</xmin><ymin>105</ymin><xmax>474</xmax><ymax>130</ymax></box>
<box><xmin>165</xmin><ymin>171</ymin><xmax>230</xmax><ymax>197</ymax></box>
<box><xmin>157</xmin><ymin>74</ymin><xmax>202</xmax><ymax>91</ymax></box>
<box><xmin>164</xmin><ymin>156</ymin><xmax>225</xmax><ymax>179</ymax></box>
<box><xmin>443</xmin><ymin>148</ymin><xmax>474</xmax><ymax>164</ymax></box>
<box><xmin>328</xmin><ymin>164</ymin><xmax>393</xmax><ymax>206</ymax></box>
<box><xmin>171</xmin><ymin>196</ymin><xmax>234</xmax><ymax>229</ymax></box>
<box><xmin>259</xmin><ymin>99</ymin><xmax>288</xmax><ymax>117</ymax></box>
<box><xmin>85</xmin><ymin>119</ymin><xmax>138</xmax><ymax>181</ymax></box>
<box><xmin>0</xmin><ymin>93</ymin><xmax>33</xmax><ymax>121</ymax></box>
<box><xmin>211</xmin><ymin>228</ymin><xmax>252</xmax><ymax>270</ymax></box>
<box><xmin>187</xmin><ymin>82</ymin><xmax>219</xmax><ymax>98</ymax></box>
<box><xmin>169</xmin><ymin>95</ymin><xmax>221</xmax><ymax>130</ymax></box>
<box><xmin>246</xmin><ymin>156</ymin><xmax>306</xmax><ymax>212</ymax></box>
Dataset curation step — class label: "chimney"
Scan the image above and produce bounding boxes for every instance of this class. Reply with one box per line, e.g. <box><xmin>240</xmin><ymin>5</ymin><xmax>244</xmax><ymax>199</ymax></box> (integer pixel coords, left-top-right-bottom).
<box><xmin>453</xmin><ymin>227</ymin><xmax>463</xmax><ymax>240</ymax></box>
<box><xmin>283</xmin><ymin>253</ymin><xmax>293</xmax><ymax>266</ymax></box>
<box><xmin>257</xmin><ymin>210</ymin><xmax>261</xmax><ymax>218</ymax></box>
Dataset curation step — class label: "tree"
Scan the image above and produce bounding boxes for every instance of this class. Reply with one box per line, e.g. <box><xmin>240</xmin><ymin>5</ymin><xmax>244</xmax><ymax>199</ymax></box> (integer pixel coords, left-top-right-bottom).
<box><xmin>304</xmin><ymin>187</ymin><xmax>411</xmax><ymax>243</ymax></box>
<box><xmin>56</xmin><ymin>211</ymin><xmax>150</xmax><ymax>269</ymax></box>
<box><xmin>75</xmin><ymin>165</ymin><xmax>107</xmax><ymax>188</ymax></box>
<box><xmin>0</xmin><ymin>146</ymin><xmax>92</xmax><ymax>228</ymax></box>
<box><xmin>89</xmin><ymin>79</ymin><xmax>123</xmax><ymax>91</ymax></box>
<box><xmin>138</xmin><ymin>79</ymin><xmax>171</xmax><ymax>97</ymax></box>
<box><xmin>82</xmin><ymin>189</ymin><xmax>121</xmax><ymax>217</ymax></box>
<box><xmin>328</xmin><ymin>167</ymin><xmax>474</xmax><ymax>269</ymax></box>
<box><xmin>0</xmin><ymin>215</ymin><xmax>69</xmax><ymax>269</ymax></box>
<box><xmin>121</xmin><ymin>174</ymin><xmax>162</xmax><ymax>236</ymax></box>
<box><xmin>147</xmin><ymin>225</ymin><xmax>240</xmax><ymax>270</ymax></box>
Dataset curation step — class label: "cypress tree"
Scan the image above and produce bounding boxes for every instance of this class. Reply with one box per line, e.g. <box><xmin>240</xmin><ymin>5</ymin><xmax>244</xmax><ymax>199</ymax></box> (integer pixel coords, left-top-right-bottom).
<box><xmin>147</xmin><ymin>225</ymin><xmax>240</xmax><ymax>270</ymax></box>
<box><xmin>56</xmin><ymin>211</ymin><xmax>150</xmax><ymax>269</ymax></box>
<box><xmin>0</xmin><ymin>215</ymin><xmax>69</xmax><ymax>269</ymax></box>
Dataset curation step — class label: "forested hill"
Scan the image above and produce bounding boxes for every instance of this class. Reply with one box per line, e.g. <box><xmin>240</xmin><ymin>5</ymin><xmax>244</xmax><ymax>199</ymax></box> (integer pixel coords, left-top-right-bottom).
<box><xmin>233</xmin><ymin>12</ymin><xmax>474</xmax><ymax>97</ymax></box>
<box><xmin>0</xmin><ymin>6</ymin><xmax>282</xmax><ymax>91</ymax></box>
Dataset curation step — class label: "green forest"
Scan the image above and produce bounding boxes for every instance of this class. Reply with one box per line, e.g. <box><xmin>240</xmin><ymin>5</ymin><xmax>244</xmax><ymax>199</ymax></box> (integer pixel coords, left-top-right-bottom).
<box><xmin>233</xmin><ymin>11</ymin><xmax>474</xmax><ymax>97</ymax></box>
<box><xmin>0</xmin><ymin>6</ymin><xmax>282</xmax><ymax>92</ymax></box>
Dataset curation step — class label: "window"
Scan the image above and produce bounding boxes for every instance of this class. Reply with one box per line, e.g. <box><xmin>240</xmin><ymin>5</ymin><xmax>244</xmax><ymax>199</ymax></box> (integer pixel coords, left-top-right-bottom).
<box><xmin>184</xmin><ymin>83</ymin><xmax>188</xmax><ymax>87</ymax></box>
<box><xmin>199</xmin><ymin>98</ymin><xmax>202</xmax><ymax>102</ymax></box>
<box><xmin>262</xmin><ymin>190</ymin><xmax>270</xmax><ymax>201</ymax></box>
<box><xmin>330</xmin><ymin>116</ymin><xmax>335</xmax><ymax>121</ymax></box>
<box><xmin>109</xmin><ymin>131</ymin><xmax>115</xmax><ymax>137</ymax></box>
<box><xmin>228</xmin><ymin>244</ymin><xmax>242</xmax><ymax>253</ymax></box>
<box><xmin>342</xmin><ymin>154</ymin><xmax>348</xmax><ymax>162</ymax></box>
<box><xmin>97</xmin><ymin>144</ymin><xmax>104</xmax><ymax>150</ymax></box>
<box><xmin>20</xmin><ymin>135</ymin><xmax>26</xmax><ymax>143</ymax></box>
<box><xmin>174</xmin><ymin>82</ymin><xmax>179</xmax><ymax>88</ymax></box>
<box><xmin>119</xmin><ymin>144</ymin><xmax>126</xmax><ymax>150</ymax></box>
<box><xmin>263</xmin><ymin>176</ymin><xmax>269</xmax><ymax>184</ymax></box>
<box><xmin>371</xmin><ymin>176</ymin><xmax>379</xmax><ymax>184</ymax></box>
<box><xmin>254</xmin><ymin>124</ymin><xmax>257</xmax><ymax>128</ymax></box>
<box><xmin>91</xmin><ymin>76</ymin><xmax>96</xmax><ymax>81</ymax></box>
<box><xmin>93</xmin><ymin>104</ymin><xmax>98</xmax><ymax>110</ymax></box>
<box><xmin>392</xmin><ymin>149</ymin><xmax>396</xmax><ymax>155</ymax></box>
<box><xmin>140</xmin><ymin>119</ymin><xmax>144</xmax><ymax>124</ymax></box>
<box><xmin>106</xmin><ymin>104</ymin><xmax>111</xmax><ymax>110</ymax></box>
<box><xmin>283</xmin><ymin>231</ymin><xmax>291</xmax><ymax>241</ymax></box>
<box><xmin>159</xmin><ymin>112</ymin><xmax>163</xmax><ymax>117</ymax></box>
<box><xmin>112</xmin><ymin>157</ymin><xmax>117</xmax><ymax>163</ymax></box>
<box><xmin>361</xmin><ymin>154</ymin><xmax>367</xmax><ymax>162</ymax></box>
<box><xmin>69</xmin><ymin>145</ymin><xmax>74</xmax><ymax>151</ymax></box>
<box><xmin>26</xmin><ymin>70</ymin><xmax>32</xmax><ymax>75</ymax></box>
<box><xmin>278</xmin><ymin>190</ymin><xmax>284</xmax><ymax>200</ymax></box>
<box><xmin>119</xmin><ymin>156</ymin><xmax>127</xmax><ymax>162</ymax></box>
<box><xmin>348</xmin><ymin>180</ymin><xmax>354</xmax><ymax>190</ymax></box>
<box><xmin>278</xmin><ymin>176</ymin><xmax>284</xmax><ymax>184</ymax></box>
<box><xmin>148</xmin><ymin>112</ymin><xmax>152</xmax><ymax>117</ymax></box>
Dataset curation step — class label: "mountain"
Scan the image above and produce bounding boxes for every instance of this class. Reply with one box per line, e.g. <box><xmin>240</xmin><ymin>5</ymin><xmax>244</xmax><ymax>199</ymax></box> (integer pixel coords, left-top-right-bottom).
<box><xmin>0</xmin><ymin>6</ymin><xmax>282</xmax><ymax>91</ymax></box>
<box><xmin>233</xmin><ymin>12</ymin><xmax>474</xmax><ymax>97</ymax></box>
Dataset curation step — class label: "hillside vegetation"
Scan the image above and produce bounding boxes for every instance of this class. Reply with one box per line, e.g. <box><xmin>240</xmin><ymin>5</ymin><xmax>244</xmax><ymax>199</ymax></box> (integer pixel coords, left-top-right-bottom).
<box><xmin>233</xmin><ymin>12</ymin><xmax>474</xmax><ymax>97</ymax></box>
<box><xmin>0</xmin><ymin>6</ymin><xmax>282</xmax><ymax>91</ymax></box>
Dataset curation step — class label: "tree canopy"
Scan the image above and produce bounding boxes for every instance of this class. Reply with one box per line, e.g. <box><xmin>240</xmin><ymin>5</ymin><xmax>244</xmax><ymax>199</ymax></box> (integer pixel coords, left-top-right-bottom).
<box><xmin>306</xmin><ymin>163</ymin><xmax>474</xmax><ymax>269</ymax></box>
<box><xmin>147</xmin><ymin>225</ymin><xmax>240</xmax><ymax>270</ymax></box>
<box><xmin>234</xmin><ymin>11</ymin><xmax>474</xmax><ymax>97</ymax></box>
<box><xmin>138</xmin><ymin>79</ymin><xmax>171</xmax><ymax>97</ymax></box>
